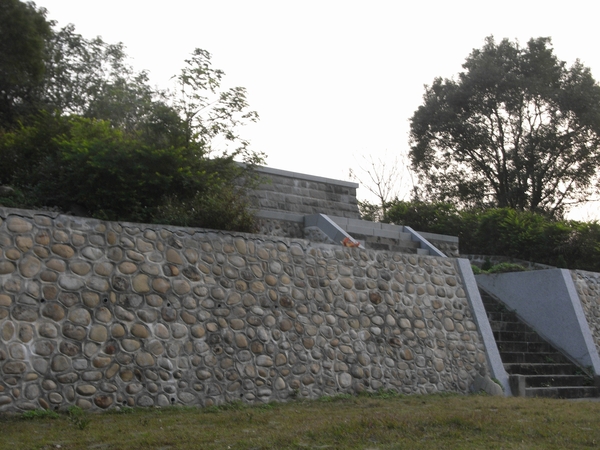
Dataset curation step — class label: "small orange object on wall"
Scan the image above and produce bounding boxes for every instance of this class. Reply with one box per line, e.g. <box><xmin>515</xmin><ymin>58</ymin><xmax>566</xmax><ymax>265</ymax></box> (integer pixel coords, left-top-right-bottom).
<box><xmin>342</xmin><ymin>237</ymin><xmax>360</xmax><ymax>247</ymax></box>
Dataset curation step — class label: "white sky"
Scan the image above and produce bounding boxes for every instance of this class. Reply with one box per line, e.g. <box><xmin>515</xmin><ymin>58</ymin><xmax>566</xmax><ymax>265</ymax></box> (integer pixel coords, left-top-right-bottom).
<box><xmin>38</xmin><ymin>0</ymin><xmax>600</xmax><ymax>220</ymax></box>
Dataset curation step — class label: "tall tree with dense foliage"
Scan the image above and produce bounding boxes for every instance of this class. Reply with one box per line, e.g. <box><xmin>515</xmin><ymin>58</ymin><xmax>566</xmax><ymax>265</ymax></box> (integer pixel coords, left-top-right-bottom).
<box><xmin>410</xmin><ymin>36</ymin><xmax>600</xmax><ymax>217</ymax></box>
<box><xmin>0</xmin><ymin>0</ymin><xmax>52</xmax><ymax>126</ymax></box>
<box><xmin>0</xmin><ymin>1</ymin><xmax>263</xmax><ymax>231</ymax></box>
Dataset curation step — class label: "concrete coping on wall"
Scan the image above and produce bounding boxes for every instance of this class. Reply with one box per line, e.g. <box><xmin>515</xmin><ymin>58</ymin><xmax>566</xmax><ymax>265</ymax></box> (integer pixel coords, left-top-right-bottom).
<box><xmin>456</xmin><ymin>259</ymin><xmax>512</xmax><ymax>395</ymax></box>
<box><xmin>418</xmin><ymin>231</ymin><xmax>459</xmax><ymax>244</ymax></box>
<box><xmin>0</xmin><ymin>207</ymin><xmax>308</xmax><ymax>244</ymax></box>
<box><xmin>254</xmin><ymin>166</ymin><xmax>359</xmax><ymax>189</ymax></box>
<box><xmin>329</xmin><ymin>216</ymin><xmax>402</xmax><ymax>232</ymax></box>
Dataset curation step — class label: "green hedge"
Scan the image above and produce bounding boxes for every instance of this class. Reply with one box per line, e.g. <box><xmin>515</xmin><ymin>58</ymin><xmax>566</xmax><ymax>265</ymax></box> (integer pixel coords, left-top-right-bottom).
<box><xmin>384</xmin><ymin>201</ymin><xmax>600</xmax><ymax>272</ymax></box>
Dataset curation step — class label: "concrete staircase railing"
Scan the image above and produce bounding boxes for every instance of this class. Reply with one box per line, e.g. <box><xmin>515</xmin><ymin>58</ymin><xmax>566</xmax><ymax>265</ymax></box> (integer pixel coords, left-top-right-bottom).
<box><xmin>325</xmin><ymin>215</ymin><xmax>446</xmax><ymax>257</ymax></box>
<box><xmin>481</xmin><ymin>289</ymin><xmax>599</xmax><ymax>398</ymax></box>
<box><xmin>255</xmin><ymin>210</ymin><xmax>450</xmax><ymax>257</ymax></box>
<box><xmin>476</xmin><ymin>269</ymin><xmax>600</xmax><ymax>376</ymax></box>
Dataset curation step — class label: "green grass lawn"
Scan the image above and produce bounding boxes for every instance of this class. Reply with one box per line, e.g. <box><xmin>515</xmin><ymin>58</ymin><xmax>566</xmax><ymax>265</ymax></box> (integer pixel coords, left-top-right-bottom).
<box><xmin>1</xmin><ymin>393</ymin><xmax>599</xmax><ymax>449</ymax></box>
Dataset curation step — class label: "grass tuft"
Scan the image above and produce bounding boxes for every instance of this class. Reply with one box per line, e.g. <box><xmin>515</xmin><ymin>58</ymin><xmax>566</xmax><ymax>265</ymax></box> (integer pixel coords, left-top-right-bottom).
<box><xmin>67</xmin><ymin>406</ymin><xmax>91</xmax><ymax>430</ymax></box>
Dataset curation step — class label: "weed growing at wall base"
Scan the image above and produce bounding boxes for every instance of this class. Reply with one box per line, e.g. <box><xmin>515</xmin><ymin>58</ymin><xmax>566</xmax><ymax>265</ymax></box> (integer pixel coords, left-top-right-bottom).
<box><xmin>67</xmin><ymin>406</ymin><xmax>91</xmax><ymax>430</ymax></box>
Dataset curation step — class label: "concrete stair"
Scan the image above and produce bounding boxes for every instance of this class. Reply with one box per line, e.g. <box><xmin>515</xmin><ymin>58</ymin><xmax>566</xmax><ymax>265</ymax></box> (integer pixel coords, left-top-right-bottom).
<box><xmin>327</xmin><ymin>216</ymin><xmax>433</xmax><ymax>255</ymax></box>
<box><xmin>481</xmin><ymin>290</ymin><xmax>599</xmax><ymax>399</ymax></box>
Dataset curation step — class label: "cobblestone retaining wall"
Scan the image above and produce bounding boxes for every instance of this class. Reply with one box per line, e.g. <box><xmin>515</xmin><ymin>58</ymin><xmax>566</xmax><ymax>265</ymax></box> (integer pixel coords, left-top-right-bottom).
<box><xmin>0</xmin><ymin>208</ymin><xmax>489</xmax><ymax>412</ymax></box>
<box><xmin>572</xmin><ymin>270</ymin><xmax>600</xmax><ymax>356</ymax></box>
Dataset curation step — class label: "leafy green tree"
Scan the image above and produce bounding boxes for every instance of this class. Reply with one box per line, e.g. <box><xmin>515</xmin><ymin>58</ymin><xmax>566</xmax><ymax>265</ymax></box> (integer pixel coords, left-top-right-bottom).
<box><xmin>41</xmin><ymin>30</ymin><xmax>261</xmax><ymax>162</ymax></box>
<box><xmin>41</xmin><ymin>23</ymin><xmax>159</xmax><ymax>129</ymax></box>
<box><xmin>0</xmin><ymin>0</ymin><xmax>52</xmax><ymax>126</ymax></box>
<box><xmin>170</xmin><ymin>48</ymin><xmax>260</xmax><ymax>160</ymax></box>
<box><xmin>410</xmin><ymin>36</ymin><xmax>600</xmax><ymax>217</ymax></box>
<box><xmin>0</xmin><ymin>3</ymin><xmax>264</xmax><ymax>232</ymax></box>
<box><xmin>0</xmin><ymin>113</ymin><xmax>260</xmax><ymax>230</ymax></box>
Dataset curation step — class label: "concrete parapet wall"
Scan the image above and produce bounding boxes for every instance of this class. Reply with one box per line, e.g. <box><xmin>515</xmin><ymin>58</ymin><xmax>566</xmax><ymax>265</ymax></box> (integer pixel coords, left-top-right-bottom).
<box><xmin>248</xmin><ymin>167</ymin><xmax>360</xmax><ymax>219</ymax></box>
<box><xmin>0</xmin><ymin>207</ymin><xmax>492</xmax><ymax>412</ymax></box>
<box><xmin>328</xmin><ymin>217</ymin><xmax>457</xmax><ymax>256</ymax></box>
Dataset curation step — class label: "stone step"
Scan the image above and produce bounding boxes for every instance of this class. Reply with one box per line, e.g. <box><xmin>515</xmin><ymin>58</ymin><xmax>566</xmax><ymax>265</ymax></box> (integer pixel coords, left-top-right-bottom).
<box><xmin>486</xmin><ymin>311</ymin><xmax>520</xmax><ymax>322</ymax></box>
<box><xmin>517</xmin><ymin>374</ymin><xmax>590</xmax><ymax>387</ymax></box>
<box><xmin>489</xmin><ymin>320</ymin><xmax>537</xmax><ymax>333</ymax></box>
<box><xmin>346</xmin><ymin>224</ymin><xmax>415</xmax><ymax>241</ymax></box>
<box><xmin>510</xmin><ymin>373</ymin><xmax>600</xmax><ymax>398</ymax></box>
<box><xmin>482</xmin><ymin>299</ymin><xmax>512</xmax><ymax>314</ymax></box>
<box><xmin>504</xmin><ymin>363</ymin><xmax>581</xmax><ymax>376</ymax></box>
<box><xmin>499</xmin><ymin>351</ymin><xmax>570</xmax><ymax>364</ymax></box>
<box><xmin>480</xmin><ymin>288</ymin><xmax>598</xmax><ymax>399</ymax></box>
<box><xmin>524</xmin><ymin>386</ymin><xmax>600</xmax><ymax>399</ymax></box>
<box><xmin>326</xmin><ymin>215</ymin><xmax>447</xmax><ymax>256</ymax></box>
<box><xmin>493</xmin><ymin>330</ymin><xmax>547</xmax><ymax>343</ymax></box>
<box><xmin>348</xmin><ymin>233</ymin><xmax>428</xmax><ymax>255</ymax></box>
<box><xmin>367</xmin><ymin>243</ymin><xmax>423</xmax><ymax>254</ymax></box>
<box><xmin>330</xmin><ymin>217</ymin><xmax>411</xmax><ymax>239</ymax></box>
<box><xmin>496</xmin><ymin>341</ymin><xmax>559</xmax><ymax>353</ymax></box>
<box><xmin>352</xmin><ymin>234</ymin><xmax>421</xmax><ymax>249</ymax></box>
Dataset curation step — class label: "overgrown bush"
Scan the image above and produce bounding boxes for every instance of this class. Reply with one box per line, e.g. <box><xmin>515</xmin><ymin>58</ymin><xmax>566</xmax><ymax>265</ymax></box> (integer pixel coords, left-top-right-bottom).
<box><xmin>153</xmin><ymin>186</ymin><xmax>256</xmax><ymax>233</ymax></box>
<box><xmin>0</xmin><ymin>115</ymin><xmax>260</xmax><ymax>231</ymax></box>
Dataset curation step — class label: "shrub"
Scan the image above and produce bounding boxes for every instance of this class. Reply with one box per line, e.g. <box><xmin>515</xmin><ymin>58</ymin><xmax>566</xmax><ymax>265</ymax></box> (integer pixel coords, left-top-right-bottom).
<box><xmin>384</xmin><ymin>201</ymin><xmax>600</xmax><ymax>271</ymax></box>
<box><xmin>486</xmin><ymin>263</ymin><xmax>528</xmax><ymax>274</ymax></box>
<box><xmin>0</xmin><ymin>115</ymin><xmax>261</xmax><ymax>232</ymax></box>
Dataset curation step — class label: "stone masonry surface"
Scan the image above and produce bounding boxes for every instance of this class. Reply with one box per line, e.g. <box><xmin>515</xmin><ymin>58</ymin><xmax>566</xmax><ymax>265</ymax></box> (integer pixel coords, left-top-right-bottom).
<box><xmin>572</xmin><ymin>270</ymin><xmax>600</xmax><ymax>357</ymax></box>
<box><xmin>255</xmin><ymin>217</ymin><xmax>304</xmax><ymax>239</ymax></box>
<box><xmin>426</xmin><ymin>238</ymin><xmax>459</xmax><ymax>258</ymax></box>
<box><xmin>247</xmin><ymin>167</ymin><xmax>360</xmax><ymax>219</ymax></box>
<box><xmin>0</xmin><ymin>207</ymin><xmax>488</xmax><ymax>412</ymax></box>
